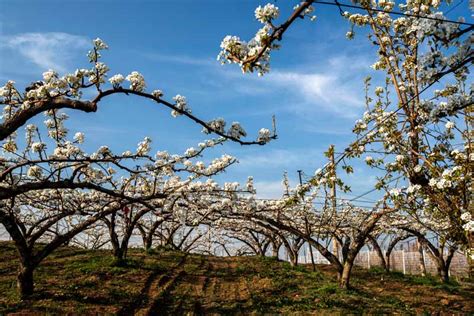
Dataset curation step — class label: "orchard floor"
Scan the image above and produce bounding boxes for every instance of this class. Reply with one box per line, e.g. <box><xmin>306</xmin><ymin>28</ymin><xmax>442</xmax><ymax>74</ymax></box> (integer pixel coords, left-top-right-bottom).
<box><xmin>0</xmin><ymin>242</ymin><xmax>473</xmax><ymax>315</ymax></box>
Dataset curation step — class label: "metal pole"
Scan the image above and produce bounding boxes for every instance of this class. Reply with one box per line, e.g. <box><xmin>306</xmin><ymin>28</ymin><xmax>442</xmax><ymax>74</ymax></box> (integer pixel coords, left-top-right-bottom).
<box><xmin>329</xmin><ymin>145</ymin><xmax>340</xmax><ymax>260</ymax></box>
<box><xmin>298</xmin><ymin>169</ymin><xmax>317</xmax><ymax>271</ymax></box>
<box><xmin>297</xmin><ymin>170</ymin><xmax>303</xmax><ymax>185</ymax></box>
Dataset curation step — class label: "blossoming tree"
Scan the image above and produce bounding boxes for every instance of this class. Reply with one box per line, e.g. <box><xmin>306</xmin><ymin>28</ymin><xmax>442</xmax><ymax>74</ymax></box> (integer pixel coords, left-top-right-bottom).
<box><xmin>0</xmin><ymin>38</ymin><xmax>275</xmax><ymax>297</ymax></box>
<box><xmin>218</xmin><ymin>0</ymin><xmax>473</xmax><ymax>277</ymax></box>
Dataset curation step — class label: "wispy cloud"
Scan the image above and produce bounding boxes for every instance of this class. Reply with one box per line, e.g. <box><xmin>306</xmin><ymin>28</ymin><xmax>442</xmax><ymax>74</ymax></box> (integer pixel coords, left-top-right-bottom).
<box><xmin>1</xmin><ymin>32</ymin><xmax>90</xmax><ymax>73</ymax></box>
<box><xmin>211</xmin><ymin>52</ymin><xmax>372</xmax><ymax>119</ymax></box>
<box><xmin>327</xmin><ymin>54</ymin><xmax>373</xmax><ymax>72</ymax></box>
<box><xmin>238</xmin><ymin>149</ymin><xmax>300</xmax><ymax>169</ymax></box>
<box><xmin>262</xmin><ymin>70</ymin><xmax>364</xmax><ymax>118</ymax></box>
<box><xmin>238</xmin><ymin>148</ymin><xmax>326</xmax><ymax>170</ymax></box>
<box><xmin>141</xmin><ymin>52</ymin><xmax>216</xmax><ymax>67</ymax></box>
<box><xmin>137</xmin><ymin>50</ymin><xmax>369</xmax><ymax>120</ymax></box>
<box><xmin>254</xmin><ymin>180</ymin><xmax>285</xmax><ymax>199</ymax></box>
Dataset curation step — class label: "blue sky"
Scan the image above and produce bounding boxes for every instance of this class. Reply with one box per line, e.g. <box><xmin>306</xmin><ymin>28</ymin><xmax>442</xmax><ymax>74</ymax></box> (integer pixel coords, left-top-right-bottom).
<box><xmin>0</xmin><ymin>0</ymin><xmax>470</xmax><ymax>201</ymax></box>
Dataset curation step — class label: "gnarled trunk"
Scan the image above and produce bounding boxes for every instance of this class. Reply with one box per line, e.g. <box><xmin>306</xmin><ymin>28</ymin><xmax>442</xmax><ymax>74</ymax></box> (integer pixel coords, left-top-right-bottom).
<box><xmin>339</xmin><ymin>261</ymin><xmax>354</xmax><ymax>289</ymax></box>
<box><xmin>288</xmin><ymin>248</ymin><xmax>298</xmax><ymax>266</ymax></box>
<box><xmin>368</xmin><ymin>235</ymin><xmax>387</xmax><ymax>271</ymax></box>
<box><xmin>385</xmin><ymin>253</ymin><xmax>391</xmax><ymax>272</ymax></box>
<box><xmin>271</xmin><ymin>241</ymin><xmax>281</xmax><ymax>259</ymax></box>
<box><xmin>145</xmin><ymin>236</ymin><xmax>153</xmax><ymax>252</ymax></box>
<box><xmin>411</xmin><ymin>232</ymin><xmax>456</xmax><ymax>283</ymax></box>
<box><xmin>113</xmin><ymin>247</ymin><xmax>126</xmax><ymax>262</ymax></box>
<box><xmin>439</xmin><ymin>264</ymin><xmax>450</xmax><ymax>283</ymax></box>
<box><xmin>17</xmin><ymin>264</ymin><xmax>35</xmax><ymax>298</ymax></box>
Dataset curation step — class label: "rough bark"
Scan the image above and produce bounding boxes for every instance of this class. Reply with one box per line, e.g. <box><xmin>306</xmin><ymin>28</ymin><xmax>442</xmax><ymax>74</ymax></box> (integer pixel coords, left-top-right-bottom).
<box><xmin>405</xmin><ymin>229</ymin><xmax>456</xmax><ymax>283</ymax></box>
<box><xmin>271</xmin><ymin>240</ymin><xmax>281</xmax><ymax>259</ymax></box>
<box><xmin>339</xmin><ymin>260</ymin><xmax>355</xmax><ymax>290</ymax></box>
<box><xmin>17</xmin><ymin>263</ymin><xmax>35</xmax><ymax>298</ymax></box>
<box><xmin>0</xmin><ymin>97</ymin><xmax>97</xmax><ymax>141</ymax></box>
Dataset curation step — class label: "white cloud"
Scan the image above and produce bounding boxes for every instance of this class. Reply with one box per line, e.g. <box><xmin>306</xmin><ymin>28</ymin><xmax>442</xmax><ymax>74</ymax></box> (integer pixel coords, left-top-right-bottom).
<box><xmin>254</xmin><ymin>180</ymin><xmax>285</xmax><ymax>199</ymax></box>
<box><xmin>327</xmin><ymin>54</ymin><xmax>373</xmax><ymax>71</ymax></box>
<box><xmin>238</xmin><ymin>148</ymin><xmax>322</xmax><ymax>169</ymax></box>
<box><xmin>1</xmin><ymin>32</ymin><xmax>90</xmax><ymax>73</ymax></box>
<box><xmin>235</xmin><ymin>148</ymin><xmax>332</xmax><ymax>181</ymax></box>
<box><xmin>137</xmin><ymin>50</ymin><xmax>369</xmax><ymax>121</ymax></box>
<box><xmin>213</xmin><ymin>52</ymin><xmax>371</xmax><ymax>119</ymax></box>
<box><xmin>141</xmin><ymin>52</ymin><xmax>216</xmax><ymax>67</ymax></box>
<box><xmin>262</xmin><ymin>70</ymin><xmax>364</xmax><ymax>118</ymax></box>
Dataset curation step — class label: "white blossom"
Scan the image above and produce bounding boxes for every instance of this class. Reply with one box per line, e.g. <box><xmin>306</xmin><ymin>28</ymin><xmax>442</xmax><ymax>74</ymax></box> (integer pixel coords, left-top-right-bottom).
<box><xmin>27</xmin><ymin>165</ymin><xmax>42</xmax><ymax>178</ymax></box>
<box><xmin>255</xmin><ymin>3</ymin><xmax>279</xmax><ymax>23</ymax></box>
<box><xmin>137</xmin><ymin>137</ymin><xmax>151</xmax><ymax>156</ymax></box>
<box><xmin>126</xmin><ymin>71</ymin><xmax>146</xmax><ymax>92</ymax></box>
<box><xmin>152</xmin><ymin>90</ymin><xmax>163</xmax><ymax>98</ymax></box>
<box><xmin>171</xmin><ymin>94</ymin><xmax>190</xmax><ymax>117</ymax></box>
<box><xmin>42</xmin><ymin>70</ymin><xmax>57</xmax><ymax>82</ymax></box>
<box><xmin>109</xmin><ymin>74</ymin><xmax>125</xmax><ymax>86</ymax></box>
<box><xmin>389</xmin><ymin>188</ymin><xmax>402</xmax><ymax>197</ymax></box>
<box><xmin>74</xmin><ymin>132</ymin><xmax>85</xmax><ymax>144</ymax></box>
<box><xmin>445</xmin><ymin>121</ymin><xmax>455</xmax><ymax>130</ymax></box>
<box><xmin>31</xmin><ymin>142</ymin><xmax>46</xmax><ymax>153</ymax></box>
<box><xmin>93</xmin><ymin>38</ymin><xmax>108</xmax><ymax>50</ymax></box>
<box><xmin>257</xmin><ymin>128</ymin><xmax>271</xmax><ymax>143</ymax></box>
<box><xmin>461</xmin><ymin>212</ymin><xmax>472</xmax><ymax>222</ymax></box>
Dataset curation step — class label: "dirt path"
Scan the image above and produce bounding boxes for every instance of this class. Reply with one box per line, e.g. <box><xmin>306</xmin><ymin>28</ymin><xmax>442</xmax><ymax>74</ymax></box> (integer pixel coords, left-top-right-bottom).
<box><xmin>117</xmin><ymin>254</ymin><xmax>188</xmax><ymax>316</ymax></box>
<box><xmin>144</xmin><ymin>256</ymin><xmax>254</xmax><ymax>315</ymax></box>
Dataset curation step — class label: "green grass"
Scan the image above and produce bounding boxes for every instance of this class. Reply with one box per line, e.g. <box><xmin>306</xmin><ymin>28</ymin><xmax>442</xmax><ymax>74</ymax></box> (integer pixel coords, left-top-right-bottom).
<box><xmin>0</xmin><ymin>241</ymin><xmax>472</xmax><ymax>314</ymax></box>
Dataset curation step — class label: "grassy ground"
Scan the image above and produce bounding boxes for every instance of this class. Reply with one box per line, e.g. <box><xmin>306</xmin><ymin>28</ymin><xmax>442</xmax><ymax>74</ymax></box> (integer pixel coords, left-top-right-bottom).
<box><xmin>0</xmin><ymin>241</ymin><xmax>473</xmax><ymax>315</ymax></box>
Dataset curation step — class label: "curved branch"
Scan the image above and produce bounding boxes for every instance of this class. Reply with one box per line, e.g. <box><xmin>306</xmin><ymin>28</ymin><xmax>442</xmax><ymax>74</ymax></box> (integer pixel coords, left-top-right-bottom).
<box><xmin>93</xmin><ymin>88</ymin><xmax>276</xmax><ymax>145</ymax></box>
<box><xmin>0</xmin><ymin>97</ymin><xmax>96</xmax><ymax>141</ymax></box>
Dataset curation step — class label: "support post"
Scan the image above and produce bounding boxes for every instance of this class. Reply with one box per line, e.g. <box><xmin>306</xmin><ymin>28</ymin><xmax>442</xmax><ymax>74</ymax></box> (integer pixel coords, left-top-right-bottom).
<box><xmin>402</xmin><ymin>248</ymin><xmax>406</xmax><ymax>275</ymax></box>
<box><xmin>329</xmin><ymin>145</ymin><xmax>340</xmax><ymax>260</ymax></box>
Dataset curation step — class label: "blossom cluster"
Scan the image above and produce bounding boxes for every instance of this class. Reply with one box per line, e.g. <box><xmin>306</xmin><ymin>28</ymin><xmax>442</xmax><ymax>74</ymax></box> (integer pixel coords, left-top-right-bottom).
<box><xmin>460</xmin><ymin>212</ymin><xmax>474</xmax><ymax>233</ymax></box>
<box><xmin>254</xmin><ymin>3</ymin><xmax>279</xmax><ymax>23</ymax></box>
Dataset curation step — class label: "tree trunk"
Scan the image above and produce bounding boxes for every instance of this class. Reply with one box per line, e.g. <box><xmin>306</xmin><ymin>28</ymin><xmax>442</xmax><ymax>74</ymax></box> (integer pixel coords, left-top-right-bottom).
<box><xmin>137</xmin><ymin>224</ymin><xmax>148</xmax><ymax>250</ymax></box>
<box><xmin>294</xmin><ymin>254</ymin><xmax>298</xmax><ymax>266</ymax></box>
<box><xmin>120</xmin><ymin>234</ymin><xmax>131</xmax><ymax>260</ymax></box>
<box><xmin>338</xmin><ymin>239</ymin><xmax>366</xmax><ymax>289</ymax></box>
<box><xmin>114</xmin><ymin>247</ymin><xmax>125</xmax><ymax>262</ymax></box>
<box><xmin>439</xmin><ymin>265</ymin><xmax>449</xmax><ymax>283</ymax></box>
<box><xmin>17</xmin><ymin>264</ymin><xmax>34</xmax><ymax>298</ymax></box>
<box><xmin>409</xmin><ymin>232</ymin><xmax>451</xmax><ymax>282</ymax></box>
<box><xmin>272</xmin><ymin>242</ymin><xmax>280</xmax><ymax>259</ymax></box>
<box><xmin>426</xmin><ymin>251</ymin><xmax>450</xmax><ymax>283</ymax></box>
<box><xmin>121</xmin><ymin>245</ymin><xmax>129</xmax><ymax>260</ymax></box>
<box><xmin>113</xmin><ymin>229</ymin><xmax>132</xmax><ymax>262</ymax></box>
<box><xmin>339</xmin><ymin>261</ymin><xmax>354</xmax><ymax>289</ymax></box>
<box><xmin>430</xmin><ymin>253</ymin><xmax>451</xmax><ymax>282</ymax></box>
<box><xmin>287</xmin><ymin>248</ymin><xmax>298</xmax><ymax>266</ymax></box>
<box><xmin>468</xmin><ymin>233</ymin><xmax>474</xmax><ymax>278</ymax></box>
<box><xmin>417</xmin><ymin>239</ymin><xmax>427</xmax><ymax>276</ymax></box>
<box><xmin>145</xmin><ymin>236</ymin><xmax>153</xmax><ymax>252</ymax></box>
<box><xmin>369</xmin><ymin>236</ymin><xmax>387</xmax><ymax>271</ymax></box>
